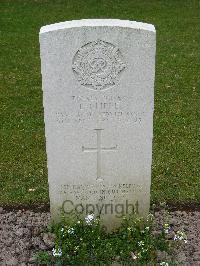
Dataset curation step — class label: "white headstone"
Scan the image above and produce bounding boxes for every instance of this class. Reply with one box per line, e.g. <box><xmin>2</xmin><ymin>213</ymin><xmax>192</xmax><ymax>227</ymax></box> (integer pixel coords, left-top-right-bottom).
<box><xmin>40</xmin><ymin>19</ymin><xmax>156</xmax><ymax>230</ymax></box>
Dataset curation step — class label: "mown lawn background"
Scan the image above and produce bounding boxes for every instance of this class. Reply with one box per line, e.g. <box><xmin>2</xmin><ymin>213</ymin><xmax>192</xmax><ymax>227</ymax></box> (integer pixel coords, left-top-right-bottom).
<box><xmin>0</xmin><ymin>0</ymin><xmax>199</xmax><ymax>206</ymax></box>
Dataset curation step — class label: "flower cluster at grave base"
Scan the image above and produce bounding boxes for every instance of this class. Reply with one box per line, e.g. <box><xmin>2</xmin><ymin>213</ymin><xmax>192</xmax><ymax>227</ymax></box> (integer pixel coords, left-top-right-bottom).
<box><xmin>36</xmin><ymin>213</ymin><xmax>186</xmax><ymax>265</ymax></box>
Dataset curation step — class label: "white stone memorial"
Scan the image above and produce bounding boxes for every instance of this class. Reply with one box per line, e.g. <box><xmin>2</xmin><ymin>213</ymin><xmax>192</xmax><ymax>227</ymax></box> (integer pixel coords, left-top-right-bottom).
<box><xmin>40</xmin><ymin>19</ymin><xmax>156</xmax><ymax>230</ymax></box>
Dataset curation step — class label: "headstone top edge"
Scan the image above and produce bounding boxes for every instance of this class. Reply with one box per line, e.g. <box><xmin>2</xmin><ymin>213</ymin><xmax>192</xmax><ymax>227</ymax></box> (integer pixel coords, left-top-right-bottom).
<box><xmin>39</xmin><ymin>19</ymin><xmax>155</xmax><ymax>35</ymax></box>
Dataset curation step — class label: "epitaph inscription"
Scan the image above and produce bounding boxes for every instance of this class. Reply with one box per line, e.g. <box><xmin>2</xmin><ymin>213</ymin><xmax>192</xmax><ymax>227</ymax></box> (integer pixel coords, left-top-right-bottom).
<box><xmin>60</xmin><ymin>183</ymin><xmax>143</xmax><ymax>202</ymax></box>
<box><xmin>72</xmin><ymin>40</ymin><xmax>126</xmax><ymax>90</ymax></box>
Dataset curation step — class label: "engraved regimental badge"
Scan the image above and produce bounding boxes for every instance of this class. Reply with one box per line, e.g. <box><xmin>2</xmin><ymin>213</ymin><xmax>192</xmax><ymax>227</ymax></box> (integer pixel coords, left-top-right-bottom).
<box><xmin>72</xmin><ymin>40</ymin><xmax>126</xmax><ymax>91</ymax></box>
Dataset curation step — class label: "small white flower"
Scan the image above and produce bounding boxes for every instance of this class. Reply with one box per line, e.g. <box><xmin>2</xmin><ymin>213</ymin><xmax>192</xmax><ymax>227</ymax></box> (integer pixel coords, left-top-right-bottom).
<box><xmin>174</xmin><ymin>230</ymin><xmax>187</xmax><ymax>242</ymax></box>
<box><xmin>28</xmin><ymin>188</ymin><xmax>35</xmax><ymax>192</ymax></box>
<box><xmin>52</xmin><ymin>247</ymin><xmax>62</xmax><ymax>257</ymax></box>
<box><xmin>147</xmin><ymin>213</ymin><xmax>154</xmax><ymax>221</ymax></box>
<box><xmin>60</xmin><ymin>228</ymin><xmax>65</xmax><ymax>236</ymax></box>
<box><xmin>85</xmin><ymin>214</ymin><xmax>95</xmax><ymax>225</ymax></box>
<box><xmin>145</xmin><ymin>227</ymin><xmax>149</xmax><ymax>231</ymax></box>
<box><xmin>142</xmin><ymin>248</ymin><xmax>148</xmax><ymax>253</ymax></box>
<box><xmin>160</xmin><ymin>262</ymin><xmax>169</xmax><ymax>266</ymax></box>
<box><xmin>67</xmin><ymin>227</ymin><xmax>75</xmax><ymax>234</ymax></box>
<box><xmin>164</xmin><ymin>224</ymin><xmax>170</xmax><ymax>234</ymax></box>
<box><xmin>138</xmin><ymin>241</ymin><xmax>144</xmax><ymax>247</ymax></box>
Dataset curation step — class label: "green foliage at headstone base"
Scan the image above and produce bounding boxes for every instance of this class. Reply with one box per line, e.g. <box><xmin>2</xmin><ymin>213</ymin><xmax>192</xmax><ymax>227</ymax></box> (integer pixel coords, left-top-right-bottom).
<box><xmin>36</xmin><ymin>214</ymin><xmax>174</xmax><ymax>265</ymax></box>
<box><xmin>0</xmin><ymin>0</ymin><xmax>199</xmax><ymax>205</ymax></box>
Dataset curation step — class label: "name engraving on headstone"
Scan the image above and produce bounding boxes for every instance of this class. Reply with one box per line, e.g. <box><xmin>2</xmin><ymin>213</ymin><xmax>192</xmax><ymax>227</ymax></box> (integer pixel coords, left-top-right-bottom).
<box><xmin>54</xmin><ymin>95</ymin><xmax>145</xmax><ymax>124</ymax></box>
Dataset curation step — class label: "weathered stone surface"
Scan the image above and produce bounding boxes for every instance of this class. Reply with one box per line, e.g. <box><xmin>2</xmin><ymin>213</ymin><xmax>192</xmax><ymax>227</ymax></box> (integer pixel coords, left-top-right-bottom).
<box><xmin>40</xmin><ymin>19</ymin><xmax>156</xmax><ymax>230</ymax></box>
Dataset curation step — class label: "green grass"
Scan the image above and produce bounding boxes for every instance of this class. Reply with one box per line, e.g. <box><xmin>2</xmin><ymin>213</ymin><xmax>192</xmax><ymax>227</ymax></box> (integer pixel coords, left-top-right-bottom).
<box><xmin>0</xmin><ymin>0</ymin><xmax>199</xmax><ymax>205</ymax></box>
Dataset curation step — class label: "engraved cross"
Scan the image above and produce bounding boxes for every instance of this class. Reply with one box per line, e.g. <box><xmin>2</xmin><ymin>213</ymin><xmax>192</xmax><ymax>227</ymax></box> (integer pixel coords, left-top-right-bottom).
<box><xmin>82</xmin><ymin>129</ymin><xmax>117</xmax><ymax>181</ymax></box>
